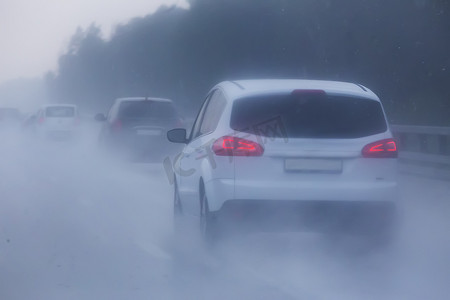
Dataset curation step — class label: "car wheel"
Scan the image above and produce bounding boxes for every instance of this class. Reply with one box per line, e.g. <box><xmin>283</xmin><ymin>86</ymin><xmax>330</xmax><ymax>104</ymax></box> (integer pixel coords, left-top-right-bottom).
<box><xmin>365</xmin><ymin>224</ymin><xmax>397</xmax><ymax>250</ymax></box>
<box><xmin>173</xmin><ymin>181</ymin><xmax>183</xmax><ymax>234</ymax></box>
<box><xmin>365</xmin><ymin>208</ymin><xmax>398</xmax><ymax>250</ymax></box>
<box><xmin>200</xmin><ymin>190</ymin><xmax>219</xmax><ymax>245</ymax></box>
<box><xmin>174</xmin><ymin>181</ymin><xmax>183</xmax><ymax>215</ymax></box>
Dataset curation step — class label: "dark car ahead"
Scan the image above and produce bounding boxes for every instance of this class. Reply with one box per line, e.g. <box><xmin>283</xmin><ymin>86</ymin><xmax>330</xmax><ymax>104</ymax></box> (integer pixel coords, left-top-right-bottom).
<box><xmin>96</xmin><ymin>97</ymin><xmax>183</xmax><ymax>161</ymax></box>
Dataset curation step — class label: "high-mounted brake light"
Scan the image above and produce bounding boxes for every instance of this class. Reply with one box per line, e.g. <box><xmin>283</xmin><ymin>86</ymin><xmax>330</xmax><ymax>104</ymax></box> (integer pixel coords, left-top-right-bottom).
<box><xmin>212</xmin><ymin>136</ymin><xmax>264</xmax><ymax>156</ymax></box>
<box><xmin>362</xmin><ymin>138</ymin><xmax>398</xmax><ymax>158</ymax></box>
<box><xmin>291</xmin><ymin>89</ymin><xmax>326</xmax><ymax>96</ymax></box>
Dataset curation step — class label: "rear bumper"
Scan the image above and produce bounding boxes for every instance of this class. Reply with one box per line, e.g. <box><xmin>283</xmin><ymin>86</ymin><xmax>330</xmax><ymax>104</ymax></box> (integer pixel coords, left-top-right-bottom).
<box><xmin>214</xmin><ymin>199</ymin><xmax>396</xmax><ymax>233</ymax></box>
<box><xmin>109</xmin><ymin>132</ymin><xmax>168</xmax><ymax>149</ymax></box>
<box><xmin>205</xmin><ymin>178</ymin><xmax>398</xmax><ymax>212</ymax></box>
<box><xmin>105</xmin><ymin>133</ymin><xmax>178</xmax><ymax>159</ymax></box>
<box><xmin>234</xmin><ymin>180</ymin><xmax>398</xmax><ymax>202</ymax></box>
<box><xmin>44</xmin><ymin>130</ymin><xmax>76</xmax><ymax>140</ymax></box>
<box><xmin>204</xmin><ymin>177</ymin><xmax>398</xmax><ymax>233</ymax></box>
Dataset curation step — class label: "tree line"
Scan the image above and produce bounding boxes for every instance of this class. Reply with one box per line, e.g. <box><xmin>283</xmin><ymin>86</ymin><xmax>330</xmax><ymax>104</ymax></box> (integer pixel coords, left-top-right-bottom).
<box><xmin>46</xmin><ymin>0</ymin><xmax>450</xmax><ymax>125</ymax></box>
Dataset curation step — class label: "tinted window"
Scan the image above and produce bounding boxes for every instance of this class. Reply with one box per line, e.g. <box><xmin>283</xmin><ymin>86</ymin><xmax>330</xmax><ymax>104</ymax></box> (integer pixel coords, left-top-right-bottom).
<box><xmin>230</xmin><ymin>93</ymin><xmax>387</xmax><ymax>139</ymax></box>
<box><xmin>118</xmin><ymin>101</ymin><xmax>176</xmax><ymax>119</ymax></box>
<box><xmin>199</xmin><ymin>90</ymin><xmax>226</xmax><ymax>136</ymax></box>
<box><xmin>45</xmin><ymin>107</ymin><xmax>75</xmax><ymax>117</ymax></box>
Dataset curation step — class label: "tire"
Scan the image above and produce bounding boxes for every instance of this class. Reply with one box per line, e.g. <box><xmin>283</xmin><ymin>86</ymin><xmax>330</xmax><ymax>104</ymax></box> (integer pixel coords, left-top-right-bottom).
<box><xmin>200</xmin><ymin>189</ymin><xmax>220</xmax><ymax>245</ymax></box>
<box><xmin>173</xmin><ymin>181</ymin><xmax>183</xmax><ymax>236</ymax></box>
<box><xmin>365</xmin><ymin>223</ymin><xmax>397</xmax><ymax>250</ymax></box>
<box><xmin>366</xmin><ymin>207</ymin><xmax>399</xmax><ymax>250</ymax></box>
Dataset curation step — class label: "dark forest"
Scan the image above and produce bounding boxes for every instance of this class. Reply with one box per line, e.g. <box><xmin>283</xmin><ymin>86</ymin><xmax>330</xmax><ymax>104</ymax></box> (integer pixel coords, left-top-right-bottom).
<box><xmin>46</xmin><ymin>0</ymin><xmax>450</xmax><ymax>125</ymax></box>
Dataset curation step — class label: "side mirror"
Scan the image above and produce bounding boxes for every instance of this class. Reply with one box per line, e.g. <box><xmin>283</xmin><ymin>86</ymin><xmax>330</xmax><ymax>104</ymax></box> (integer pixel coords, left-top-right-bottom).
<box><xmin>94</xmin><ymin>113</ymin><xmax>106</xmax><ymax>122</ymax></box>
<box><xmin>167</xmin><ymin>128</ymin><xmax>188</xmax><ymax>144</ymax></box>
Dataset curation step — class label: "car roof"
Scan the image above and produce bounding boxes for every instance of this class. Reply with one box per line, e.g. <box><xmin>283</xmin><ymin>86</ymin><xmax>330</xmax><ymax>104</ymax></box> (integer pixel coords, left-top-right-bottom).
<box><xmin>216</xmin><ymin>79</ymin><xmax>379</xmax><ymax>101</ymax></box>
<box><xmin>115</xmin><ymin>97</ymin><xmax>173</xmax><ymax>103</ymax></box>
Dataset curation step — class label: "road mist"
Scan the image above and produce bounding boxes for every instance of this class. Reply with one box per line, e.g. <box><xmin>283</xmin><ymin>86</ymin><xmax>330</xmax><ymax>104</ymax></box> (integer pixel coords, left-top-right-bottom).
<box><xmin>0</xmin><ymin>120</ymin><xmax>449</xmax><ymax>300</ymax></box>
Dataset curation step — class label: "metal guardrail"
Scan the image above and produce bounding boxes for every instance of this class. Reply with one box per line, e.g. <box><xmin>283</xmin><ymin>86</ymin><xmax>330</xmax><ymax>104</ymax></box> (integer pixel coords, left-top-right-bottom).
<box><xmin>391</xmin><ymin>125</ymin><xmax>450</xmax><ymax>166</ymax></box>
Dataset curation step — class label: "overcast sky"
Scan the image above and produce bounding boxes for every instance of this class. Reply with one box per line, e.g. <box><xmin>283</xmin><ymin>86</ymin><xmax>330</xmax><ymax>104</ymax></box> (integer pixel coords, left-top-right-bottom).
<box><xmin>0</xmin><ymin>0</ymin><xmax>189</xmax><ymax>84</ymax></box>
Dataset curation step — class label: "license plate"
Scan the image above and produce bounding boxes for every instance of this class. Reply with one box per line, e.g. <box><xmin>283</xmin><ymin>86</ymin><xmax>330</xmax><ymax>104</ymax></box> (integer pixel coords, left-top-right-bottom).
<box><xmin>136</xmin><ymin>129</ymin><xmax>161</xmax><ymax>136</ymax></box>
<box><xmin>284</xmin><ymin>158</ymin><xmax>342</xmax><ymax>173</ymax></box>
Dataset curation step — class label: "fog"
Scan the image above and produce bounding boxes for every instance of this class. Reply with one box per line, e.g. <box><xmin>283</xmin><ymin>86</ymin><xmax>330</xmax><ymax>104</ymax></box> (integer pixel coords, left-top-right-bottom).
<box><xmin>1</xmin><ymin>0</ymin><xmax>449</xmax><ymax>299</ymax></box>
<box><xmin>0</xmin><ymin>122</ymin><xmax>448</xmax><ymax>300</ymax></box>
<box><xmin>43</xmin><ymin>0</ymin><xmax>450</xmax><ymax>125</ymax></box>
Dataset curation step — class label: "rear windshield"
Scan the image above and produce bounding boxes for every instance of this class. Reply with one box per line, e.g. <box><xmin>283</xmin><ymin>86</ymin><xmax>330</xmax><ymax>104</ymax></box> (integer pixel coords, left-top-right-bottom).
<box><xmin>118</xmin><ymin>101</ymin><xmax>176</xmax><ymax>119</ymax></box>
<box><xmin>45</xmin><ymin>107</ymin><xmax>75</xmax><ymax>117</ymax></box>
<box><xmin>230</xmin><ymin>93</ymin><xmax>387</xmax><ymax>139</ymax></box>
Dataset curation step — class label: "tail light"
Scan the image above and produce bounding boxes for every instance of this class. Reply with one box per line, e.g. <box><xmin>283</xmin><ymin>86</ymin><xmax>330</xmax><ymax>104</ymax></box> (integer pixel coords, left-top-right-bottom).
<box><xmin>362</xmin><ymin>138</ymin><xmax>397</xmax><ymax>158</ymax></box>
<box><xmin>38</xmin><ymin>117</ymin><xmax>45</xmax><ymax>124</ymax></box>
<box><xmin>291</xmin><ymin>89</ymin><xmax>326</xmax><ymax>96</ymax></box>
<box><xmin>212</xmin><ymin>136</ymin><xmax>264</xmax><ymax>156</ymax></box>
<box><xmin>111</xmin><ymin>119</ymin><xmax>122</xmax><ymax>132</ymax></box>
<box><xmin>74</xmin><ymin>118</ymin><xmax>81</xmax><ymax>126</ymax></box>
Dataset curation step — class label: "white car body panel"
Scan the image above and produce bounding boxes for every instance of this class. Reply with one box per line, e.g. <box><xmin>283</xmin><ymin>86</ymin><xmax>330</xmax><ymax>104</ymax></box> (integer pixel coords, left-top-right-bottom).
<box><xmin>175</xmin><ymin>79</ymin><xmax>398</xmax><ymax>221</ymax></box>
<box><xmin>35</xmin><ymin>104</ymin><xmax>79</xmax><ymax>138</ymax></box>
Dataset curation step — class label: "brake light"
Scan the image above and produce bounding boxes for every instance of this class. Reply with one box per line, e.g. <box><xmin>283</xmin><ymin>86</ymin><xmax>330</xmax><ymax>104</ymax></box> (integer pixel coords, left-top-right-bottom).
<box><xmin>112</xmin><ymin>120</ymin><xmax>122</xmax><ymax>132</ymax></box>
<box><xmin>212</xmin><ymin>136</ymin><xmax>264</xmax><ymax>156</ymax></box>
<box><xmin>38</xmin><ymin>117</ymin><xmax>45</xmax><ymax>124</ymax></box>
<box><xmin>291</xmin><ymin>89</ymin><xmax>326</xmax><ymax>96</ymax></box>
<box><xmin>362</xmin><ymin>138</ymin><xmax>397</xmax><ymax>158</ymax></box>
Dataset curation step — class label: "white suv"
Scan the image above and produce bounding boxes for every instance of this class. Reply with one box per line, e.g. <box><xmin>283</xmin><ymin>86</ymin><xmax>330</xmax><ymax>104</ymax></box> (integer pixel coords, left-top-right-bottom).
<box><xmin>167</xmin><ymin>80</ymin><xmax>398</xmax><ymax>243</ymax></box>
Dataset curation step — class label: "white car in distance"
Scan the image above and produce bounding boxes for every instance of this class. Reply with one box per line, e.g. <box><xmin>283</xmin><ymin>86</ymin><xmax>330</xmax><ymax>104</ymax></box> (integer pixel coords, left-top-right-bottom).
<box><xmin>34</xmin><ymin>104</ymin><xmax>80</xmax><ymax>140</ymax></box>
<box><xmin>167</xmin><ymin>79</ymin><xmax>398</xmax><ymax>245</ymax></box>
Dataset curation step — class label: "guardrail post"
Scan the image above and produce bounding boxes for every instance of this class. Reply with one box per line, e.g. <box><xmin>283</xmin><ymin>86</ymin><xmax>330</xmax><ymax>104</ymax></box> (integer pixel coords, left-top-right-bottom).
<box><xmin>399</xmin><ymin>133</ymin><xmax>407</xmax><ymax>151</ymax></box>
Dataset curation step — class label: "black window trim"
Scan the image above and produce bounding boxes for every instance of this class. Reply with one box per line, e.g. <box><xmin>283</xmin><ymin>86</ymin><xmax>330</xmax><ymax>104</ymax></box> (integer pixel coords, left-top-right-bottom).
<box><xmin>198</xmin><ymin>89</ymin><xmax>226</xmax><ymax>137</ymax></box>
<box><xmin>189</xmin><ymin>87</ymin><xmax>227</xmax><ymax>142</ymax></box>
<box><xmin>188</xmin><ymin>91</ymin><xmax>215</xmax><ymax>142</ymax></box>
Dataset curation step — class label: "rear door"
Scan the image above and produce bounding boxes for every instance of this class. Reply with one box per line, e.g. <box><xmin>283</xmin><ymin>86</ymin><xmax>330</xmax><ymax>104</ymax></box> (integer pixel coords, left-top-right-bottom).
<box><xmin>179</xmin><ymin>89</ymin><xmax>227</xmax><ymax>215</ymax></box>
<box><xmin>178</xmin><ymin>92</ymin><xmax>213</xmax><ymax>215</ymax></box>
<box><xmin>44</xmin><ymin>106</ymin><xmax>76</xmax><ymax>130</ymax></box>
<box><xmin>231</xmin><ymin>91</ymin><xmax>395</xmax><ymax>201</ymax></box>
